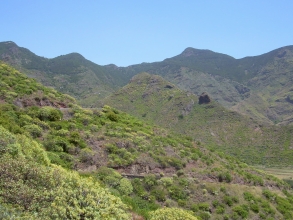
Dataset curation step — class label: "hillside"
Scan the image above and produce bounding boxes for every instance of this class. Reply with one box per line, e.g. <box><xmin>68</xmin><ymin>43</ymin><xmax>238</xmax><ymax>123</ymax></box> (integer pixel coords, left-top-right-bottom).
<box><xmin>101</xmin><ymin>73</ymin><xmax>293</xmax><ymax>168</ymax></box>
<box><xmin>0</xmin><ymin>41</ymin><xmax>130</xmax><ymax>106</ymax></box>
<box><xmin>109</xmin><ymin>46</ymin><xmax>293</xmax><ymax>125</ymax></box>
<box><xmin>2</xmin><ymin>63</ymin><xmax>293</xmax><ymax>219</ymax></box>
<box><xmin>1</xmin><ymin>41</ymin><xmax>293</xmax><ymax>125</ymax></box>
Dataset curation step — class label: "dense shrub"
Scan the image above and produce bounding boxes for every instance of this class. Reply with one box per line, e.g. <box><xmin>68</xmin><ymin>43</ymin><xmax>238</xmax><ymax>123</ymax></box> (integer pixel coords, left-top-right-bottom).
<box><xmin>23</xmin><ymin>124</ymin><xmax>42</xmax><ymax>138</ymax></box>
<box><xmin>0</xmin><ymin>154</ymin><xmax>131</xmax><ymax>219</ymax></box>
<box><xmin>0</xmin><ymin>125</ymin><xmax>20</xmax><ymax>156</ymax></box>
<box><xmin>243</xmin><ymin>191</ymin><xmax>256</xmax><ymax>201</ymax></box>
<box><xmin>118</xmin><ymin>178</ymin><xmax>133</xmax><ymax>195</ymax></box>
<box><xmin>38</xmin><ymin>107</ymin><xmax>63</xmax><ymax>121</ymax></box>
<box><xmin>232</xmin><ymin>205</ymin><xmax>249</xmax><ymax>219</ymax></box>
<box><xmin>149</xmin><ymin>208</ymin><xmax>198</xmax><ymax>220</ymax></box>
<box><xmin>218</xmin><ymin>172</ymin><xmax>232</xmax><ymax>183</ymax></box>
<box><xmin>151</xmin><ymin>187</ymin><xmax>167</xmax><ymax>202</ymax></box>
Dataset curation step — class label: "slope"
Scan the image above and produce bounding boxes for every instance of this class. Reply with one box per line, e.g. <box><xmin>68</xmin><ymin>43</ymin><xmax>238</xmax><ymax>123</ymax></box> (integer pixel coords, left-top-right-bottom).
<box><xmin>101</xmin><ymin>73</ymin><xmax>293</xmax><ymax>167</ymax></box>
<box><xmin>2</xmin><ymin>62</ymin><xmax>293</xmax><ymax>219</ymax></box>
<box><xmin>1</xmin><ymin>41</ymin><xmax>293</xmax><ymax>125</ymax></box>
<box><xmin>109</xmin><ymin>46</ymin><xmax>293</xmax><ymax>124</ymax></box>
<box><xmin>0</xmin><ymin>41</ymin><xmax>129</xmax><ymax>106</ymax></box>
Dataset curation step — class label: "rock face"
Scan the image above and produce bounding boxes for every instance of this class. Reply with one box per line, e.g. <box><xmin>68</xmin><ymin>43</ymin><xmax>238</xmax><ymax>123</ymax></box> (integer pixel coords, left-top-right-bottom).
<box><xmin>198</xmin><ymin>92</ymin><xmax>211</xmax><ymax>104</ymax></box>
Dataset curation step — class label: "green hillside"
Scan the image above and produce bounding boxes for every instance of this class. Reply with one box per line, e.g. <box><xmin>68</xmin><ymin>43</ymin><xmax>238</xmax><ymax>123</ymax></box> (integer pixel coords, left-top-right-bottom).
<box><xmin>0</xmin><ymin>41</ymin><xmax>129</xmax><ymax>106</ymax></box>
<box><xmin>1</xmin><ymin>41</ymin><xmax>293</xmax><ymax>125</ymax></box>
<box><xmin>0</xmin><ymin>62</ymin><xmax>131</xmax><ymax>219</ymax></box>
<box><xmin>2</xmin><ymin>62</ymin><xmax>293</xmax><ymax>219</ymax></box>
<box><xmin>113</xmin><ymin>46</ymin><xmax>293</xmax><ymax>125</ymax></box>
<box><xmin>101</xmin><ymin>73</ymin><xmax>293</xmax><ymax>168</ymax></box>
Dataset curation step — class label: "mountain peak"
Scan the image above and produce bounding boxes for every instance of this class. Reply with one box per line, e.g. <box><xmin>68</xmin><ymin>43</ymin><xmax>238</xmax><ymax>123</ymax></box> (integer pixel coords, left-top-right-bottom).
<box><xmin>130</xmin><ymin>72</ymin><xmax>166</xmax><ymax>84</ymax></box>
<box><xmin>180</xmin><ymin>47</ymin><xmax>203</xmax><ymax>57</ymax></box>
<box><xmin>59</xmin><ymin>52</ymin><xmax>85</xmax><ymax>59</ymax></box>
<box><xmin>2</xmin><ymin>41</ymin><xmax>18</xmax><ymax>46</ymax></box>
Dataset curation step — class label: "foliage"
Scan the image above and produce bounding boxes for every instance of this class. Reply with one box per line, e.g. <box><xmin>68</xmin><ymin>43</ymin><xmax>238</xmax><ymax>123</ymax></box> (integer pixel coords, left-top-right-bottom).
<box><xmin>149</xmin><ymin>207</ymin><xmax>198</xmax><ymax>220</ymax></box>
<box><xmin>0</xmin><ymin>125</ymin><xmax>20</xmax><ymax>156</ymax></box>
<box><xmin>2</xmin><ymin>62</ymin><xmax>293</xmax><ymax>219</ymax></box>
<box><xmin>118</xmin><ymin>178</ymin><xmax>133</xmax><ymax>195</ymax></box>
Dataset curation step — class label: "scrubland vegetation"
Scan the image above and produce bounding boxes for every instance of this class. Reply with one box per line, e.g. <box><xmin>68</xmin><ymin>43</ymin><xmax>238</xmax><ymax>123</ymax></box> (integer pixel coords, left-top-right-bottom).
<box><xmin>1</xmin><ymin>62</ymin><xmax>293</xmax><ymax>219</ymax></box>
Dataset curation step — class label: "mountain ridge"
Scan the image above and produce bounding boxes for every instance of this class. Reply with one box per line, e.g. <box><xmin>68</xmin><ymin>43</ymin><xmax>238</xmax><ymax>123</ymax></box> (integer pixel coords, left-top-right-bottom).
<box><xmin>1</xmin><ymin>41</ymin><xmax>293</xmax><ymax>124</ymax></box>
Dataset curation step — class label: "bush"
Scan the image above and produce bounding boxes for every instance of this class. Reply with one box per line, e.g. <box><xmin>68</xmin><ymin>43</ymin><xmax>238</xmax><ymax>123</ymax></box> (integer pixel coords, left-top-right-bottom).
<box><xmin>198</xmin><ymin>203</ymin><xmax>210</xmax><ymax>212</ymax></box>
<box><xmin>0</xmin><ymin>125</ymin><xmax>20</xmax><ymax>156</ymax></box>
<box><xmin>16</xmin><ymin>134</ymin><xmax>50</xmax><ymax>166</ymax></box>
<box><xmin>149</xmin><ymin>208</ymin><xmax>198</xmax><ymax>220</ymax></box>
<box><xmin>96</xmin><ymin>167</ymin><xmax>122</xmax><ymax>188</ymax></box>
<box><xmin>216</xmin><ymin>206</ymin><xmax>225</xmax><ymax>214</ymax></box>
<box><xmin>218</xmin><ymin>172</ymin><xmax>232</xmax><ymax>183</ymax></box>
<box><xmin>223</xmin><ymin>196</ymin><xmax>234</xmax><ymax>207</ymax></box>
<box><xmin>106</xmin><ymin>111</ymin><xmax>119</xmax><ymax>122</ymax></box>
<box><xmin>169</xmin><ymin>185</ymin><xmax>187</xmax><ymax>201</ymax></box>
<box><xmin>0</xmin><ymin>152</ymin><xmax>131</xmax><ymax>219</ymax></box>
<box><xmin>118</xmin><ymin>178</ymin><xmax>133</xmax><ymax>195</ymax></box>
<box><xmin>158</xmin><ymin>177</ymin><xmax>173</xmax><ymax>187</ymax></box>
<box><xmin>44</xmin><ymin>136</ymin><xmax>70</xmax><ymax>152</ymax></box>
<box><xmin>250</xmin><ymin>203</ymin><xmax>259</xmax><ymax>213</ymax></box>
<box><xmin>276</xmin><ymin>196</ymin><xmax>293</xmax><ymax>217</ymax></box>
<box><xmin>199</xmin><ymin>211</ymin><xmax>211</xmax><ymax>220</ymax></box>
<box><xmin>262</xmin><ymin>189</ymin><xmax>275</xmax><ymax>201</ymax></box>
<box><xmin>144</xmin><ymin>174</ymin><xmax>157</xmax><ymax>191</ymax></box>
<box><xmin>38</xmin><ymin>107</ymin><xmax>62</xmax><ymax>121</ymax></box>
<box><xmin>151</xmin><ymin>187</ymin><xmax>166</xmax><ymax>202</ymax></box>
<box><xmin>79</xmin><ymin>148</ymin><xmax>94</xmax><ymax>163</ymax></box>
<box><xmin>232</xmin><ymin>205</ymin><xmax>249</xmax><ymax>219</ymax></box>
<box><xmin>23</xmin><ymin>124</ymin><xmax>42</xmax><ymax>138</ymax></box>
<box><xmin>243</xmin><ymin>191</ymin><xmax>256</xmax><ymax>201</ymax></box>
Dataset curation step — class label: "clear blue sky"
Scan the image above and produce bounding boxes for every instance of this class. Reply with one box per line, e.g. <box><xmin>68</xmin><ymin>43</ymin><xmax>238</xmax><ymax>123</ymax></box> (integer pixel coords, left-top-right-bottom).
<box><xmin>1</xmin><ymin>1</ymin><xmax>293</xmax><ymax>66</ymax></box>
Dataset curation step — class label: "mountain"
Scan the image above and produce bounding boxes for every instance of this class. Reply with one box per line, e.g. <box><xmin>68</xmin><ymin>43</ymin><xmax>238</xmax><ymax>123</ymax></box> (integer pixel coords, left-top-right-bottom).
<box><xmin>1</xmin><ymin>41</ymin><xmax>293</xmax><ymax>125</ymax></box>
<box><xmin>101</xmin><ymin>73</ymin><xmax>293</xmax><ymax>168</ymax></box>
<box><xmin>0</xmin><ymin>41</ymin><xmax>130</xmax><ymax>106</ymax></box>
<box><xmin>2</xmin><ymin>62</ymin><xmax>293</xmax><ymax>219</ymax></box>
<box><xmin>108</xmin><ymin>46</ymin><xmax>293</xmax><ymax>125</ymax></box>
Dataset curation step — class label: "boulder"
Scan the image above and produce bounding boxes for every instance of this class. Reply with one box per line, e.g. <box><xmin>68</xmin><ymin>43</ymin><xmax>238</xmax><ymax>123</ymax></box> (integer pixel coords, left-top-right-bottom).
<box><xmin>199</xmin><ymin>92</ymin><xmax>211</xmax><ymax>104</ymax></box>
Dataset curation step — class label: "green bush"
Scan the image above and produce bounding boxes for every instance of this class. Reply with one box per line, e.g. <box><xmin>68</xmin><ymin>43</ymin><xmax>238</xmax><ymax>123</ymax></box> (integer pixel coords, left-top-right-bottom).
<box><xmin>149</xmin><ymin>208</ymin><xmax>198</xmax><ymax>220</ymax></box>
<box><xmin>198</xmin><ymin>203</ymin><xmax>210</xmax><ymax>212</ymax></box>
<box><xmin>243</xmin><ymin>191</ymin><xmax>256</xmax><ymax>201</ymax></box>
<box><xmin>199</xmin><ymin>211</ymin><xmax>211</xmax><ymax>220</ymax></box>
<box><xmin>38</xmin><ymin>107</ymin><xmax>63</xmax><ymax>121</ymax></box>
<box><xmin>0</xmin><ymin>153</ymin><xmax>130</xmax><ymax>219</ymax></box>
<box><xmin>276</xmin><ymin>196</ymin><xmax>293</xmax><ymax>217</ymax></box>
<box><xmin>23</xmin><ymin>124</ymin><xmax>42</xmax><ymax>138</ymax></box>
<box><xmin>118</xmin><ymin>178</ymin><xmax>133</xmax><ymax>195</ymax></box>
<box><xmin>79</xmin><ymin>148</ymin><xmax>94</xmax><ymax>163</ymax></box>
<box><xmin>132</xmin><ymin>178</ymin><xmax>146</xmax><ymax>197</ymax></box>
<box><xmin>218</xmin><ymin>172</ymin><xmax>232</xmax><ymax>183</ymax></box>
<box><xmin>151</xmin><ymin>187</ymin><xmax>166</xmax><ymax>202</ymax></box>
<box><xmin>223</xmin><ymin>196</ymin><xmax>234</xmax><ymax>206</ymax></box>
<box><xmin>158</xmin><ymin>177</ymin><xmax>173</xmax><ymax>187</ymax></box>
<box><xmin>250</xmin><ymin>203</ymin><xmax>259</xmax><ymax>213</ymax></box>
<box><xmin>216</xmin><ymin>206</ymin><xmax>225</xmax><ymax>214</ymax></box>
<box><xmin>169</xmin><ymin>185</ymin><xmax>187</xmax><ymax>201</ymax></box>
<box><xmin>96</xmin><ymin>167</ymin><xmax>122</xmax><ymax>187</ymax></box>
<box><xmin>0</xmin><ymin>125</ymin><xmax>20</xmax><ymax>156</ymax></box>
<box><xmin>232</xmin><ymin>205</ymin><xmax>249</xmax><ymax>219</ymax></box>
<box><xmin>106</xmin><ymin>111</ymin><xmax>119</xmax><ymax>122</ymax></box>
<box><xmin>262</xmin><ymin>189</ymin><xmax>275</xmax><ymax>201</ymax></box>
<box><xmin>144</xmin><ymin>174</ymin><xmax>157</xmax><ymax>191</ymax></box>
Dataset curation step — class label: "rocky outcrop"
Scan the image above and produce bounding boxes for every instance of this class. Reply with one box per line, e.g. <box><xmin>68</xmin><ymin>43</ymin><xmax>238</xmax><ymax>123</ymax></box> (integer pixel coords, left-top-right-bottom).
<box><xmin>198</xmin><ymin>92</ymin><xmax>211</xmax><ymax>104</ymax></box>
